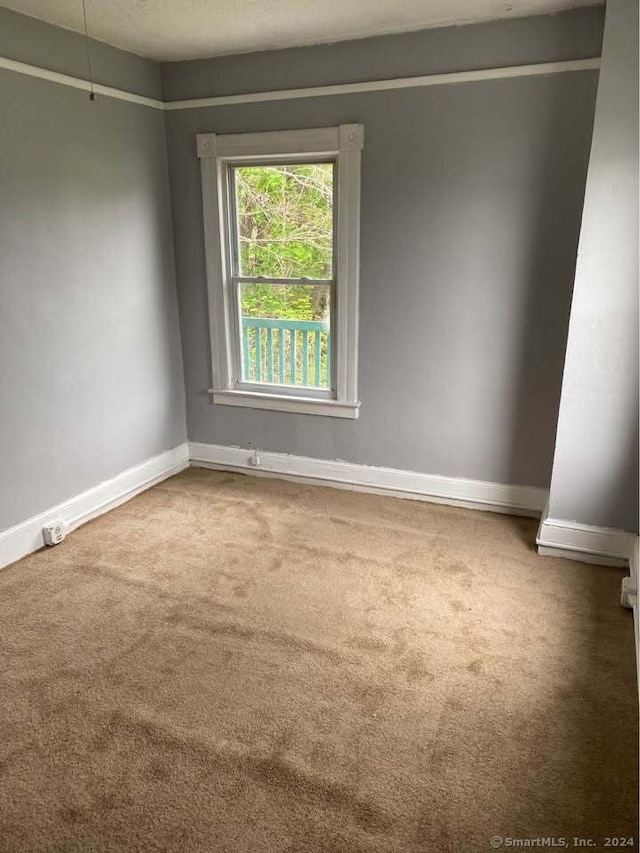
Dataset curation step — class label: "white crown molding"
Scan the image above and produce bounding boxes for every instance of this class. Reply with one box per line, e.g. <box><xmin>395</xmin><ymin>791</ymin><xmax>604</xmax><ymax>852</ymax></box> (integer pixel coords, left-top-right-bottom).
<box><xmin>188</xmin><ymin>441</ymin><xmax>548</xmax><ymax>516</ymax></box>
<box><xmin>0</xmin><ymin>54</ymin><xmax>600</xmax><ymax>112</ymax></box>
<box><xmin>0</xmin><ymin>443</ymin><xmax>189</xmax><ymax>571</ymax></box>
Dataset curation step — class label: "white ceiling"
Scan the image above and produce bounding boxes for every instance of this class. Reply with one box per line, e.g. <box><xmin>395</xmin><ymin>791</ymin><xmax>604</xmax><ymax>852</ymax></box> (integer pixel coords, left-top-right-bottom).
<box><xmin>1</xmin><ymin>0</ymin><xmax>602</xmax><ymax>62</ymax></box>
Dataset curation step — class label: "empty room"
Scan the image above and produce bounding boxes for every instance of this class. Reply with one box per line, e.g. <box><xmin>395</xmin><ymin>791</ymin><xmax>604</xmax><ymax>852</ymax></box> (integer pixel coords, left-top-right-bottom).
<box><xmin>0</xmin><ymin>0</ymin><xmax>638</xmax><ymax>849</ymax></box>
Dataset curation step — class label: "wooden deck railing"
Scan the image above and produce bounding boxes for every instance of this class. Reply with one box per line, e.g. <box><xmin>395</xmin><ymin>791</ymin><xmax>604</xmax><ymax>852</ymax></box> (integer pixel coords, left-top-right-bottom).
<box><xmin>242</xmin><ymin>317</ymin><xmax>331</xmax><ymax>388</ymax></box>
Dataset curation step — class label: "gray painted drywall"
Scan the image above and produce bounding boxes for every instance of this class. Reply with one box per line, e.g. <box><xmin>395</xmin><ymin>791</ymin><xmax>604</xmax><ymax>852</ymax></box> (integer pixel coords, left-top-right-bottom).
<box><xmin>164</xmin><ymin>11</ymin><xmax>601</xmax><ymax>488</ymax></box>
<box><xmin>0</xmin><ymin>5</ymin><xmax>162</xmax><ymax>99</ymax></box>
<box><xmin>0</xmin><ymin>25</ymin><xmax>186</xmax><ymax>531</ymax></box>
<box><xmin>161</xmin><ymin>6</ymin><xmax>604</xmax><ymax>100</ymax></box>
<box><xmin>547</xmin><ymin>0</ymin><xmax>639</xmax><ymax>533</ymax></box>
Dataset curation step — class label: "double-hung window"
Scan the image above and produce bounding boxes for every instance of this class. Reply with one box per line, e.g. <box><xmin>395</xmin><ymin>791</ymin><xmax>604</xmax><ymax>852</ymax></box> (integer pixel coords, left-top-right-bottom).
<box><xmin>197</xmin><ymin>124</ymin><xmax>363</xmax><ymax>418</ymax></box>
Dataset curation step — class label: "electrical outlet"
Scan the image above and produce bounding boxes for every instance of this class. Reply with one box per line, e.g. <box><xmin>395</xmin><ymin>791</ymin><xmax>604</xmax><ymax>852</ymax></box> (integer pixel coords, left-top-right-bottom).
<box><xmin>43</xmin><ymin>521</ymin><xmax>66</xmax><ymax>546</ymax></box>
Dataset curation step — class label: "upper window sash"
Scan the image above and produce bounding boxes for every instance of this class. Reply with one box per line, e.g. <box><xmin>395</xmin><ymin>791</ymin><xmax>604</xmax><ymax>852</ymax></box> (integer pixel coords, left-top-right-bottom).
<box><xmin>229</xmin><ymin>159</ymin><xmax>336</xmax><ymax>282</ymax></box>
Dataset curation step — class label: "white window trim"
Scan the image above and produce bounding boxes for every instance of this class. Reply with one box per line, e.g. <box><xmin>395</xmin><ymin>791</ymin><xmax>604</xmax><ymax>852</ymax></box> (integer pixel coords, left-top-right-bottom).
<box><xmin>197</xmin><ymin>124</ymin><xmax>363</xmax><ymax>419</ymax></box>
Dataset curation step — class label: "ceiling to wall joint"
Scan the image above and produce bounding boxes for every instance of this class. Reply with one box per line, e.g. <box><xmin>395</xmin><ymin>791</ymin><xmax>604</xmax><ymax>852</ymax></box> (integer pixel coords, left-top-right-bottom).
<box><xmin>0</xmin><ymin>0</ymin><xmax>603</xmax><ymax>61</ymax></box>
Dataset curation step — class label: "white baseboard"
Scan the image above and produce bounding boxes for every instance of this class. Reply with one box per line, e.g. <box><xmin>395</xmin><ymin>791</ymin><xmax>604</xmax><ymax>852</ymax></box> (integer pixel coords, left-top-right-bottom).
<box><xmin>632</xmin><ymin>596</ymin><xmax>639</xmax><ymax>702</ymax></box>
<box><xmin>626</xmin><ymin>540</ymin><xmax>639</xmax><ymax>697</ymax></box>
<box><xmin>0</xmin><ymin>443</ymin><xmax>189</xmax><ymax>571</ymax></box>
<box><xmin>629</xmin><ymin>538</ymin><xmax>639</xmax><ymax>587</ymax></box>
<box><xmin>537</xmin><ymin>510</ymin><xmax>639</xmax><ymax>695</ymax></box>
<box><xmin>3</xmin><ymin>438</ymin><xmax>637</xmax><ymax>695</ymax></box>
<box><xmin>188</xmin><ymin>441</ymin><xmax>547</xmax><ymax>517</ymax></box>
<box><xmin>537</xmin><ymin>513</ymin><xmax>639</xmax><ymax>690</ymax></box>
<box><xmin>536</xmin><ymin>502</ymin><xmax>635</xmax><ymax>568</ymax></box>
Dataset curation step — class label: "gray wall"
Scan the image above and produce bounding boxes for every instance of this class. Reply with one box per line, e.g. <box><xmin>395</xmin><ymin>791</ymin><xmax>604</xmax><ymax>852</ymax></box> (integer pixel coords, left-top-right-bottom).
<box><xmin>162</xmin><ymin>7</ymin><xmax>604</xmax><ymax>101</ymax></box>
<box><xmin>0</xmin><ymin>6</ymin><xmax>162</xmax><ymax>99</ymax></box>
<box><xmin>547</xmin><ymin>0</ymin><xmax>639</xmax><ymax>533</ymax></box>
<box><xmin>0</xmin><ymin>15</ymin><xmax>186</xmax><ymax>531</ymax></box>
<box><xmin>163</xmin><ymin>8</ymin><xmax>602</xmax><ymax>488</ymax></box>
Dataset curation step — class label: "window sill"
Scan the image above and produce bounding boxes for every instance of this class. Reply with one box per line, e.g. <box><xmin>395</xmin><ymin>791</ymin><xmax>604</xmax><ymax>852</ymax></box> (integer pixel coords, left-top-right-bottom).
<box><xmin>210</xmin><ymin>389</ymin><xmax>360</xmax><ymax>419</ymax></box>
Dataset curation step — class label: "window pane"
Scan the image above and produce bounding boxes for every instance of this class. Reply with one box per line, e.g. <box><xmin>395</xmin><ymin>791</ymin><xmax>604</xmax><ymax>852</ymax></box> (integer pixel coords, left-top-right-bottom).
<box><xmin>234</xmin><ymin>163</ymin><xmax>334</xmax><ymax>279</ymax></box>
<box><xmin>239</xmin><ymin>282</ymin><xmax>331</xmax><ymax>389</ymax></box>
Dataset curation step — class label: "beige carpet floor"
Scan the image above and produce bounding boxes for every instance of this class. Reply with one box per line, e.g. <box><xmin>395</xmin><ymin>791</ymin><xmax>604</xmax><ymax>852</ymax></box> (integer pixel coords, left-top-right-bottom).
<box><xmin>0</xmin><ymin>467</ymin><xmax>637</xmax><ymax>852</ymax></box>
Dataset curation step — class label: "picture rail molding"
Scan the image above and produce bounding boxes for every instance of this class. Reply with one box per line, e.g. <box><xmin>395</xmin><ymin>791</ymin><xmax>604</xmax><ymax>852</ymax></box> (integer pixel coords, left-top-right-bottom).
<box><xmin>0</xmin><ymin>55</ymin><xmax>600</xmax><ymax>112</ymax></box>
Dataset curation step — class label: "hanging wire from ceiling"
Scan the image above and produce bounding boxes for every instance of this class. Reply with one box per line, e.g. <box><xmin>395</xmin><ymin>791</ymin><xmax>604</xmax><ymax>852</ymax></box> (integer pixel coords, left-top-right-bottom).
<box><xmin>81</xmin><ymin>0</ymin><xmax>95</xmax><ymax>101</ymax></box>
